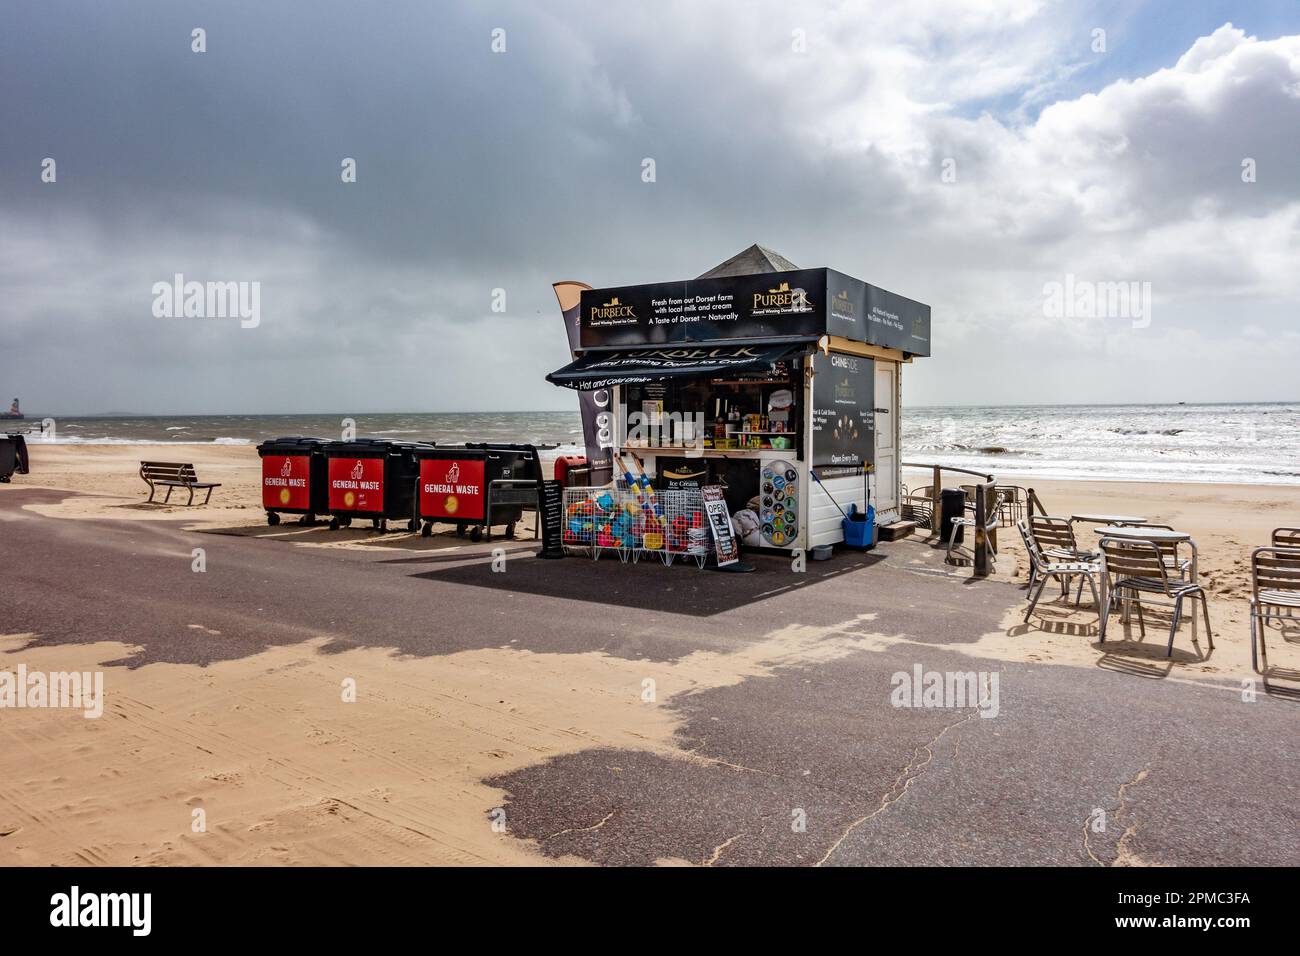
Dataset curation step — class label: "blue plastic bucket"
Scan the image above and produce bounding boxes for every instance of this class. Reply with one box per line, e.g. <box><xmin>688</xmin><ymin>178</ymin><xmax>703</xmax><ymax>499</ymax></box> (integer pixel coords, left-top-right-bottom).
<box><xmin>842</xmin><ymin>503</ymin><xmax>875</xmax><ymax>549</ymax></box>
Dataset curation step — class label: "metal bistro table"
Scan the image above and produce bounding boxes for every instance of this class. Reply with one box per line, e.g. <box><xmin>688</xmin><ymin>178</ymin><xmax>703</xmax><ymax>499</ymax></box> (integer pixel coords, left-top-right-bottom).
<box><xmin>1092</xmin><ymin>524</ymin><xmax>1198</xmax><ymax>585</ymax></box>
<box><xmin>1070</xmin><ymin>513</ymin><xmax>1148</xmax><ymax>527</ymax></box>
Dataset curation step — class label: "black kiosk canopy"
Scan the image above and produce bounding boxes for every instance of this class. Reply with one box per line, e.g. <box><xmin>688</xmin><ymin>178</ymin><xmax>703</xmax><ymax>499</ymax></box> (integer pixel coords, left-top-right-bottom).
<box><xmin>572</xmin><ymin>266</ymin><xmax>931</xmax><ymax>359</ymax></box>
<box><xmin>547</xmin><ymin>342</ymin><xmax>804</xmax><ymax>391</ymax></box>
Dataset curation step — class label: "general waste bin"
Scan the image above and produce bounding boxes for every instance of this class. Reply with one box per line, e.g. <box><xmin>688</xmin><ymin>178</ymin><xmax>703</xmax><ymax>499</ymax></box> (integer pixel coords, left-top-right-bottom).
<box><xmin>256</xmin><ymin>436</ymin><xmax>330</xmax><ymax>526</ymax></box>
<box><xmin>0</xmin><ymin>433</ymin><xmax>29</xmax><ymax>482</ymax></box>
<box><xmin>324</xmin><ymin>439</ymin><xmax>428</xmax><ymax>531</ymax></box>
<box><xmin>415</xmin><ymin>443</ymin><xmax>541</xmax><ymax>541</ymax></box>
<box><xmin>940</xmin><ymin>488</ymin><xmax>966</xmax><ymax>545</ymax></box>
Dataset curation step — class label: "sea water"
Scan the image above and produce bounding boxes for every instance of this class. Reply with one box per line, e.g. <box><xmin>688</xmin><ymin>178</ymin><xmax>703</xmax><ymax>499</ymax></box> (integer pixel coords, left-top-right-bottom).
<box><xmin>13</xmin><ymin>403</ymin><xmax>1300</xmax><ymax>485</ymax></box>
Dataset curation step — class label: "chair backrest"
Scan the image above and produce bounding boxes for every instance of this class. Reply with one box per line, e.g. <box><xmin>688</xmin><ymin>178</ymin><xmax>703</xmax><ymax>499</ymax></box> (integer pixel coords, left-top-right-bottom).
<box><xmin>1272</xmin><ymin>528</ymin><xmax>1300</xmax><ymax>549</ymax></box>
<box><xmin>1100</xmin><ymin>537</ymin><xmax>1171</xmax><ymax>592</ymax></box>
<box><xmin>140</xmin><ymin>461</ymin><xmax>198</xmax><ymax>483</ymax></box>
<box><xmin>1253</xmin><ymin>547</ymin><xmax>1300</xmax><ymax>601</ymax></box>
<box><xmin>1129</xmin><ymin>524</ymin><xmax>1184</xmax><ymax>561</ymax></box>
<box><xmin>996</xmin><ymin>484</ymin><xmax>1024</xmax><ymax>504</ymax></box>
<box><xmin>1030</xmin><ymin>514</ymin><xmax>1077</xmax><ymax>553</ymax></box>
<box><xmin>986</xmin><ymin>490</ymin><xmax>1006</xmax><ymax>529</ymax></box>
<box><xmin>1017</xmin><ymin>518</ymin><xmax>1046</xmax><ymax>571</ymax></box>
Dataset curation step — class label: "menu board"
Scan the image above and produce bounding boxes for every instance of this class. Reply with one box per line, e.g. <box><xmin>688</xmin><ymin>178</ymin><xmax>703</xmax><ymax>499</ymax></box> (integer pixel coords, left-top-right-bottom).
<box><xmin>812</xmin><ymin>353</ymin><xmax>874</xmax><ymax>469</ymax></box>
<box><xmin>700</xmin><ymin>485</ymin><xmax>739</xmax><ymax>566</ymax></box>
<box><xmin>537</xmin><ymin>479</ymin><xmax>565</xmax><ymax>559</ymax></box>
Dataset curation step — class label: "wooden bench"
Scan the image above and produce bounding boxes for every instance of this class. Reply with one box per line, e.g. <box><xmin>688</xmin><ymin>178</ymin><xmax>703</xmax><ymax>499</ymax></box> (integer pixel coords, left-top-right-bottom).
<box><xmin>139</xmin><ymin>461</ymin><xmax>221</xmax><ymax>505</ymax></box>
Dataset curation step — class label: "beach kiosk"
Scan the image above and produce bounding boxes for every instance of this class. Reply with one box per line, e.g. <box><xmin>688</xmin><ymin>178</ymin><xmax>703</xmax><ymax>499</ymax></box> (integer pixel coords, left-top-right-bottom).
<box><xmin>546</xmin><ymin>246</ymin><xmax>931</xmax><ymax>554</ymax></box>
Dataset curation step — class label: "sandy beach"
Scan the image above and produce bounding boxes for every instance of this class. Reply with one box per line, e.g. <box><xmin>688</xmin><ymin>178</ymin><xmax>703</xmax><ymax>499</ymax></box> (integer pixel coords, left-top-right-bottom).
<box><xmin>1</xmin><ymin>443</ymin><xmax>1297</xmax><ymax>867</ymax></box>
<box><xmin>14</xmin><ymin>442</ymin><xmax>1293</xmax><ymax>674</ymax></box>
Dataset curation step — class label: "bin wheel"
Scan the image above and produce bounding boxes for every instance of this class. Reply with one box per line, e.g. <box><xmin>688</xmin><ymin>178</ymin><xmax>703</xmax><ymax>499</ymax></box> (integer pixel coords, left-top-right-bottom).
<box><xmin>267</xmin><ymin>512</ymin><xmax>280</xmax><ymax>527</ymax></box>
<box><xmin>455</xmin><ymin>525</ymin><xmax>466</xmax><ymax>537</ymax></box>
<box><xmin>406</xmin><ymin>518</ymin><xmax>418</xmax><ymax>532</ymax></box>
<box><xmin>505</xmin><ymin>522</ymin><xmax>516</xmax><ymax>539</ymax></box>
<box><xmin>328</xmin><ymin>517</ymin><xmax>340</xmax><ymax>531</ymax></box>
<box><xmin>469</xmin><ymin>526</ymin><xmax>483</xmax><ymax>543</ymax></box>
<box><xmin>300</xmin><ymin>513</ymin><xmax>316</xmax><ymax>527</ymax></box>
<box><xmin>420</xmin><ymin>522</ymin><xmax>432</xmax><ymax>538</ymax></box>
<box><xmin>373</xmin><ymin>518</ymin><xmax>385</xmax><ymax>532</ymax></box>
<box><xmin>340</xmin><ymin>516</ymin><xmax>352</xmax><ymax>528</ymax></box>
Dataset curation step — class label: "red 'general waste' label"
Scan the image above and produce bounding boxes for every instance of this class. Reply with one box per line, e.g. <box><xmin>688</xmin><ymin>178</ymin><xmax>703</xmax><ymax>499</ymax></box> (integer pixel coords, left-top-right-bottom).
<box><xmin>328</xmin><ymin>457</ymin><xmax>386</xmax><ymax>513</ymax></box>
<box><xmin>262</xmin><ymin>454</ymin><xmax>312</xmax><ymax>510</ymax></box>
<box><xmin>420</xmin><ymin>458</ymin><xmax>485</xmax><ymax>520</ymax></box>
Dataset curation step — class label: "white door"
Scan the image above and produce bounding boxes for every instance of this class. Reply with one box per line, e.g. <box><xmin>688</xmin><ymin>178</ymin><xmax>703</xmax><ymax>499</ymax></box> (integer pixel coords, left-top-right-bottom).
<box><xmin>874</xmin><ymin>362</ymin><xmax>898</xmax><ymax>520</ymax></box>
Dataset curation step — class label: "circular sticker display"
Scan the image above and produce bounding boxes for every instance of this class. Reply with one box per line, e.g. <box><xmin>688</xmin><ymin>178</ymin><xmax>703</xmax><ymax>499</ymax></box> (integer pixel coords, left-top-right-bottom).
<box><xmin>760</xmin><ymin>459</ymin><xmax>799</xmax><ymax>548</ymax></box>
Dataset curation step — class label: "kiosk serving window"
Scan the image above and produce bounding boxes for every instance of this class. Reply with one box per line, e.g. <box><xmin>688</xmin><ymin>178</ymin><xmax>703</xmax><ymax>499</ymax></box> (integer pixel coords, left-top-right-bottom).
<box><xmin>620</xmin><ymin>357</ymin><xmax>801</xmax><ymax>453</ymax></box>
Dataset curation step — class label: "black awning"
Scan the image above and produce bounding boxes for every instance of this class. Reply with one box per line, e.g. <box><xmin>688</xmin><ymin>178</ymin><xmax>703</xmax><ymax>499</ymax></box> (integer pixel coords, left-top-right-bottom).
<box><xmin>547</xmin><ymin>342</ymin><xmax>806</xmax><ymax>391</ymax></box>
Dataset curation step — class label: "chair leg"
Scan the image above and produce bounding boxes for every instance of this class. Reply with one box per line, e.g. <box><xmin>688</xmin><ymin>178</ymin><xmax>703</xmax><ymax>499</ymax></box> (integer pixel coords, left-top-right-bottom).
<box><xmin>1099</xmin><ymin>590</ymin><xmax>1111</xmax><ymax>643</ymax></box>
<box><xmin>1135</xmin><ymin>600</ymin><xmax>1146</xmax><ymax>638</ymax></box>
<box><xmin>1025</xmin><ymin>576</ymin><xmax>1050</xmax><ymax>623</ymax></box>
<box><xmin>1200</xmin><ymin>592</ymin><xmax>1213</xmax><ymax>651</ymax></box>
<box><xmin>1250</xmin><ymin>607</ymin><xmax>1259</xmax><ymax>673</ymax></box>
<box><xmin>1085</xmin><ymin>574</ymin><xmax>1100</xmax><ymax>609</ymax></box>
<box><xmin>164</xmin><ymin>485</ymin><xmax>173</xmax><ymax>503</ymax></box>
<box><xmin>1167</xmin><ymin>596</ymin><xmax>1183</xmax><ymax>658</ymax></box>
<box><xmin>1257</xmin><ymin>606</ymin><xmax>1269</xmax><ymax>671</ymax></box>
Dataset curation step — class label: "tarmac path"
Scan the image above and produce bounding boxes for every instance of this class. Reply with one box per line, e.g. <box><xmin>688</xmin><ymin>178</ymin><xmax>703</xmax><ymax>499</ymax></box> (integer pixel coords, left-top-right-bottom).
<box><xmin>1</xmin><ymin>488</ymin><xmax>1295</xmax><ymax>866</ymax></box>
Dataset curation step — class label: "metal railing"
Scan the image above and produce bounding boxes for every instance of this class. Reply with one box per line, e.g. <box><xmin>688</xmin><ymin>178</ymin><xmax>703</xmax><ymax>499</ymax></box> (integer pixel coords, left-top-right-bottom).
<box><xmin>901</xmin><ymin>462</ymin><xmax>998</xmax><ymax>576</ymax></box>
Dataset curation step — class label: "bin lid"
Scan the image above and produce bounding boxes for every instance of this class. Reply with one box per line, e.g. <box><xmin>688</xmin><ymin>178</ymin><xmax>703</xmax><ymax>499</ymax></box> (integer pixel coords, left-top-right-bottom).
<box><xmin>257</xmin><ymin>436</ymin><xmax>331</xmax><ymax>454</ymax></box>
<box><xmin>326</xmin><ymin>439</ymin><xmax>432</xmax><ymax>457</ymax></box>
<box><xmin>413</xmin><ymin>444</ymin><xmax>486</xmax><ymax>459</ymax></box>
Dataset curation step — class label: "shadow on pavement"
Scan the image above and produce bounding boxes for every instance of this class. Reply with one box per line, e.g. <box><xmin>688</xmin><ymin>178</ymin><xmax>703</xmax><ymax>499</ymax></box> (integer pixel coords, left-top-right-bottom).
<box><xmin>411</xmin><ymin>548</ymin><xmax>888</xmax><ymax>617</ymax></box>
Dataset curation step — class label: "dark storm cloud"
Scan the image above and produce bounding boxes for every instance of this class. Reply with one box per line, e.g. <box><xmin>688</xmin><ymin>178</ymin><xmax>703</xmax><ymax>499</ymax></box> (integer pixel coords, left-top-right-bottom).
<box><xmin>1</xmin><ymin>2</ymin><xmax>1298</xmax><ymax>413</ymax></box>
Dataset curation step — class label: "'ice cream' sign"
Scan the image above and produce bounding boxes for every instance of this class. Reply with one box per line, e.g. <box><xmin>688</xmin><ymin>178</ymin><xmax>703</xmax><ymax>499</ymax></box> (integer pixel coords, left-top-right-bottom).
<box><xmin>420</xmin><ymin>458</ymin><xmax>486</xmax><ymax>520</ymax></box>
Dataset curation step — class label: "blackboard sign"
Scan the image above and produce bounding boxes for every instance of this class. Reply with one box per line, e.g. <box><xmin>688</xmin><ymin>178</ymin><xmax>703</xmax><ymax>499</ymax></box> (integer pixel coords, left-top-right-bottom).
<box><xmin>812</xmin><ymin>353</ymin><xmax>874</xmax><ymax>468</ymax></box>
<box><xmin>701</xmin><ymin>485</ymin><xmax>739</xmax><ymax>566</ymax></box>
<box><xmin>537</xmin><ymin>479</ymin><xmax>565</xmax><ymax>559</ymax></box>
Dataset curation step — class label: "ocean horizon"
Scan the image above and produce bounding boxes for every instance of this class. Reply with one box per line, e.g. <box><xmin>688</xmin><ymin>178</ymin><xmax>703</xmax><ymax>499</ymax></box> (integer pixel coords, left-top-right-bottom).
<box><xmin>11</xmin><ymin>401</ymin><xmax>1299</xmax><ymax>486</ymax></box>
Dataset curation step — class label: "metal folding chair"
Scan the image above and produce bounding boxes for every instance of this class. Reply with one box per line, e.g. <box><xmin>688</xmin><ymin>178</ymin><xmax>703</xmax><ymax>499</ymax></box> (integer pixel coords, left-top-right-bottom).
<box><xmin>1099</xmin><ymin>537</ymin><xmax>1213</xmax><ymax>658</ymax></box>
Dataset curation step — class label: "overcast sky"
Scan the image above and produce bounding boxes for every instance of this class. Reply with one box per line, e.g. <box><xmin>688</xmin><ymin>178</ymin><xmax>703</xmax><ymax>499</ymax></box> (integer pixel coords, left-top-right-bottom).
<box><xmin>2</xmin><ymin>0</ymin><xmax>1298</xmax><ymax>415</ymax></box>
